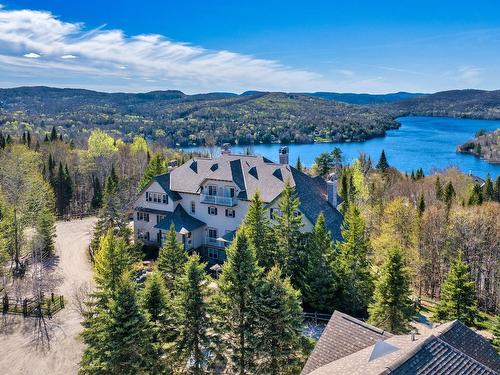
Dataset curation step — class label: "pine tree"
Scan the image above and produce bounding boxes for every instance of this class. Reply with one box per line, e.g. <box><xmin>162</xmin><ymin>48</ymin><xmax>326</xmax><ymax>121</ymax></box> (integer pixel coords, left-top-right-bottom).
<box><xmin>50</xmin><ymin>126</ymin><xmax>58</xmax><ymax>141</ymax></box>
<box><xmin>303</xmin><ymin>213</ymin><xmax>337</xmax><ymax>313</ymax></box>
<box><xmin>93</xmin><ymin>230</ymin><xmax>133</xmax><ymax>298</ymax></box>
<box><xmin>140</xmin><ymin>271</ymin><xmax>178</xmax><ymax>371</ymax></box>
<box><xmin>295</xmin><ymin>157</ymin><xmax>302</xmax><ymax>171</ymax></box>
<box><xmin>336</xmin><ymin>204</ymin><xmax>374</xmax><ymax>317</ymax></box>
<box><xmin>0</xmin><ymin>132</ymin><xmax>5</xmax><ymax>149</ymax></box>
<box><xmin>376</xmin><ymin>149</ymin><xmax>389</xmax><ymax>172</ymax></box>
<box><xmin>255</xmin><ymin>266</ymin><xmax>303</xmax><ymax>375</ymax></box>
<box><xmin>417</xmin><ymin>192</ymin><xmax>425</xmax><ymax>216</ymax></box>
<box><xmin>81</xmin><ymin>276</ymin><xmax>156</xmax><ymax>375</ymax></box>
<box><xmin>443</xmin><ymin>181</ymin><xmax>455</xmax><ymax>208</ymax></box>
<box><xmin>138</xmin><ymin>152</ymin><xmax>167</xmax><ymax>191</ymax></box>
<box><xmin>368</xmin><ymin>247</ymin><xmax>415</xmax><ymax>334</ymax></box>
<box><xmin>176</xmin><ymin>255</ymin><xmax>213</xmax><ymax>374</ymax></box>
<box><xmin>436</xmin><ymin>252</ymin><xmax>477</xmax><ymax>325</ymax></box>
<box><xmin>482</xmin><ymin>174</ymin><xmax>494</xmax><ymax>201</ymax></box>
<box><xmin>435</xmin><ymin>176</ymin><xmax>443</xmax><ymax>201</ymax></box>
<box><xmin>44</xmin><ymin>133</ymin><xmax>49</xmax><ymax>142</ymax></box>
<box><xmin>54</xmin><ymin>162</ymin><xmax>73</xmax><ymax>215</ymax></box>
<box><xmin>90</xmin><ymin>175</ymin><xmax>103</xmax><ymax>210</ymax></box>
<box><xmin>216</xmin><ymin>230</ymin><xmax>261</xmax><ymax>374</ymax></box>
<box><xmin>468</xmin><ymin>183</ymin><xmax>483</xmax><ymax>206</ymax></box>
<box><xmin>273</xmin><ymin>181</ymin><xmax>304</xmax><ymax>279</ymax></box>
<box><xmin>157</xmin><ymin>224</ymin><xmax>188</xmax><ymax>292</ymax></box>
<box><xmin>494</xmin><ymin>176</ymin><xmax>500</xmax><ymax>203</ymax></box>
<box><xmin>36</xmin><ymin>207</ymin><xmax>56</xmax><ymax>255</ymax></box>
<box><xmin>243</xmin><ymin>192</ymin><xmax>273</xmax><ymax>270</ymax></box>
<box><xmin>26</xmin><ymin>131</ymin><xmax>31</xmax><ymax>148</ymax></box>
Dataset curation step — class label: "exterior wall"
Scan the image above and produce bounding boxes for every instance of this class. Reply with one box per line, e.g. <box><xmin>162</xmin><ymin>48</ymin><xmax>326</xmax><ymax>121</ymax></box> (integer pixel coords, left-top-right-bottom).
<box><xmin>266</xmin><ymin>200</ymin><xmax>314</xmax><ymax>232</ymax></box>
<box><xmin>135</xmin><ymin>181</ymin><xmax>175</xmax><ymax>212</ymax></box>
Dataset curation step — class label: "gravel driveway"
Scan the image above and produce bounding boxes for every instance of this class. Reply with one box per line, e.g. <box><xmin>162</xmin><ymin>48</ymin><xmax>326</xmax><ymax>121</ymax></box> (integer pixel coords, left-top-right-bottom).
<box><xmin>0</xmin><ymin>217</ymin><xmax>96</xmax><ymax>375</ymax></box>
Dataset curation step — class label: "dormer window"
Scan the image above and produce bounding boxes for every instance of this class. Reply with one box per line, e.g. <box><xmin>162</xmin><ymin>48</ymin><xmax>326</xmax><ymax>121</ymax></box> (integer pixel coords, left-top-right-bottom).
<box><xmin>146</xmin><ymin>192</ymin><xmax>168</xmax><ymax>204</ymax></box>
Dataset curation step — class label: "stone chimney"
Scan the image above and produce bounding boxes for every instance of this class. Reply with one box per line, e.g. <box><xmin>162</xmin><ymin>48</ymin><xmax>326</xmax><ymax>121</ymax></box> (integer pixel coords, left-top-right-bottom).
<box><xmin>221</xmin><ymin>143</ymin><xmax>231</xmax><ymax>155</ymax></box>
<box><xmin>168</xmin><ymin>160</ymin><xmax>178</xmax><ymax>171</ymax></box>
<box><xmin>279</xmin><ymin>146</ymin><xmax>289</xmax><ymax>164</ymax></box>
<box><xmin>327</xmin><ymin>172</ymin><xmax>338</xmax><ymax>208</ymax></box>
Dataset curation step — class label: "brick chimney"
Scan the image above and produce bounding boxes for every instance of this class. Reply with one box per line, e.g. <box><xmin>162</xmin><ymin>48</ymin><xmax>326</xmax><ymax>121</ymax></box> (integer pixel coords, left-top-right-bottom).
<box><xmin>221</xmin><ymin>143</ymin><xmax>231</xmax><ymax>155</ymax></box>
<box><xmin>279</xmin><ymin>146</ymin><xmax>289</xmax><ymax>164</ymax></box>
<box><xmin>327</xmin><ymin>172</ymin><xmax>338</xmax><ymax>207</ymax></box>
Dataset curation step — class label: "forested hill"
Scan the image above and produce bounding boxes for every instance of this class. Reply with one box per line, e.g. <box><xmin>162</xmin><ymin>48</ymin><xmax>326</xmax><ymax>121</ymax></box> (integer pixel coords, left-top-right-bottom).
<box><xmin>305</xmin><ymin>91</ymin><xmax>425</xmax><ymax>104</ymax></box>
<box><xmin>390</xmin><ymin>89</ymin><xmax>500</xmax><ymax>119</ymax></box>
<box><xmin>0</xmin><ymin>87</ymin><xmax>398</xmax><ymax>146</ymax></box>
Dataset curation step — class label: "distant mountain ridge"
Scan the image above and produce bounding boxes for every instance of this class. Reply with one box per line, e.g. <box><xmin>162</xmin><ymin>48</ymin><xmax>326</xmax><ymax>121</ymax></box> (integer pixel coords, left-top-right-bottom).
<box><xmin>303</xmin><ymin>91</ymin><xmax>426</xmax><ymax>104</ymax></box>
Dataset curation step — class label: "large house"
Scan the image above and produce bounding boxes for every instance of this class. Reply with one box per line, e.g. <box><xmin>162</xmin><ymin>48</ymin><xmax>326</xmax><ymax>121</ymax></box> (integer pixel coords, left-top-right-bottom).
<box><xmin>302</xmin><ymin>311</ymin><xmax>500</xmax><ymax>375</ymax></box>
<box><xmin>133</xmin><ymin>146</ymin><xmax>342</xmax><ymax>264</ymax></box>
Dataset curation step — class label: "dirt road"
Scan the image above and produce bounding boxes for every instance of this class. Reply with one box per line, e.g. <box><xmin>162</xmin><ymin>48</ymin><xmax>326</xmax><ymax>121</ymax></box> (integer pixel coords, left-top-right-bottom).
<box><xmin>0</xmin><ymin>217</ymin><xmax>96</xmax><ymax>375</ymax></box>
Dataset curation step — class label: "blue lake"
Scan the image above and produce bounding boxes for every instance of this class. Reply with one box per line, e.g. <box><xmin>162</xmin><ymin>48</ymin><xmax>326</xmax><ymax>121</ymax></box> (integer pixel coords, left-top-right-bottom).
<box><xmin>183</xmin><ymin>116</ymin><xmax>500</xmax><ymax>178</ymax></box>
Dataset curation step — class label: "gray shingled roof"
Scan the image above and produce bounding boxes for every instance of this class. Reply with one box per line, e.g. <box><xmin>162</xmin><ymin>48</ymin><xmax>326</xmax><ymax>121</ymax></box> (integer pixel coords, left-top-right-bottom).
<box><xmin>387</xmin><ymin>335</ymin><xmax>498</xmax><ymax>375</ymax></box>
<box><xmin>167</xmin><ymin>153</ymin><xmax>342</xmax><ymax>239</ymax></box>
<box><xmin>301</xmin><ymin>311</ymin><xmax>392</xmax><ymax>375</ymax></box>
<box><xmin>153</xmin><ymin>173</ymin><xmax>182</xmax><ymax>201</ymax></box>
<box><xmin>154</xmin><ymin>204</ymin><xmax>206</xmax><ymax>232</ymax></box>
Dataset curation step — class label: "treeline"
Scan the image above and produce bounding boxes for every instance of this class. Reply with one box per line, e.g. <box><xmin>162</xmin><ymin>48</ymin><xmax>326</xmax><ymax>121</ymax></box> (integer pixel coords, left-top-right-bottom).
<box><xmin>0</xmin><ymin>87</ymin><xmax>398</xmax><ymax>147</ymax></box>
<box><xmin>0</xmin><ymin>128</ymin><xmax>187</xmax><ymax>217</ymax></box>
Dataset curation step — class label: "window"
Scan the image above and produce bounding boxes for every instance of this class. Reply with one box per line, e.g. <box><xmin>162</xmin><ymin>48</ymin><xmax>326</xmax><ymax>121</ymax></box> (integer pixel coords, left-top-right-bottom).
<box><xmin>156</xmin><ymin>214</ymin><xmax>166</xmax><ymax>224</ymax></box>
<box><xmin>208</xmin><ymin>206</ymin><xmax>218</xmax><ymax>215</ymax></box>
<box><xmin>137</xmin><ymin>230</ymin><xmax>150</xmax><ymax>240</ymax></box>
<box><xmin>146</xmin><ymin>192</ymin><xmax>168</xmax><ymax>204</ymax></box>
<box><xmin>207</xmin><ymin>228</ymin><xmax>218</xmax><ymax>239</ymax></box>
<box><xmin>270</xmin><ymin>208</ymin><xmax>281</xmax><ymax>220</ymax></box>
<box><xmin>225</xmin><ymin>208</ymin><xmax>235</xmax><ymax>218</ymax></box>
<box><xmin>208</xmin><ymin>248</ymin><xmax>219</xmax><ymax>260</ymax></box>
<box><xmin>226</xmin><ymin>187</ymin><xmax>235</xmax><ymax>198</ymax></box>
<box><xmin>191</xmin><ymin>201</ymin><xmax>196</xmax><ymax>214</ymax></box>
<box><xmin>207</xmin><ymin>185</ymin><xmax>218</xmax><ymax>196</ymax></box>
<box><xmin>136</xmin><ymin>211</ymin><xmax>149</xmax><ymax>222</ymax></box>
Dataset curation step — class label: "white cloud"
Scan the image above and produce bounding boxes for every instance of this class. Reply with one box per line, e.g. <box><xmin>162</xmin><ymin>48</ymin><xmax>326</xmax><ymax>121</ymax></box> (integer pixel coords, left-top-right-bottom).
<box><xmin>23</xmin><ymin>52</ymin><xmax>40</xmax><ymax>58</ymax></box>
<box><xmin>0</xmin><ymin>5</ymin><xmax>334</xmax><ymax>92</ymax></box>
<box><xmin>456</xmin><ymin>66</ymin><xmax>483</xmax><ymax>86</ymax></box>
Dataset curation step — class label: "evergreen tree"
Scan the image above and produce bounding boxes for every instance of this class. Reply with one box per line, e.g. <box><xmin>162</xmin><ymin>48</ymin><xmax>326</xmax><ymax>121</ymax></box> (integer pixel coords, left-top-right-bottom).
<box><xmin>50</xmin><ymin>126</ymin><xmax>58</xmax><ymax>141</ymax></box>
<box><xmin>81</xmin><ymin>276</ymin><xmax>156</xmax><ymax>375</ymax></box>
<box><xmin>482</xmin><ymin>174</ymin><xmax>494</xmax><ymax>201</ymax></box>
<box><xmin>243</xmin><ymin>192</ymin><xmax>273</xmax><ymax>270</ymax></box>
<box><xmin>44</xmin><ymin>133</ymin><xmax>49</xmax><ymax>142</ymax></box>
<box><xmin>36</xmin><ymin>207</ymin><xmax>56</xmax><ymax>255</ymax></box>
<box><xmin>176</xmin><ymin>255</ymin><xmax>213</xmax><ymax>374</ymax></box>
<box><xmin>494</xmin><ymin>176</ymin><xmax>500</xmax><ymax>203</ymax></box>
<box><xmin>273</xmin><ymin>181</ymin><xmax>304</xmax><ymax>280</ymax></box>
<box><xmin>436</xmin><ymin>252</ymin><xmax>477</xmax><ymax>325</ymax></box>
<box><xmin>468</xmin><ymin>183</ymin><xmax>483</xmax><ymax>206</ymax></box>
<box><xmin>435</xmin><ymin>176</ymin><xmax>443</xmax><ymax>201</ymax></box>
<box><xmin>93</xmin><ymin>230</ymin><xmax>133</xmax><ymax>298</ymax></box>
<box><xmin>417</xmin><ymin>192</ymin><xmax>426</xmax><ymax>216</ymax></box>
<box><xmin>255</xmin><ymin>266</ymin><xmax>303</xmax><ymax>375</ymax></box>
<box><xmin>138</xmin><ymin>152</ymin><xmax>167</xmax><ymax>191</ymax></box>
<box><xmin>216</xmin><ymin>230</ymin><xmax>261</xmax><ymax>374</ymax></box>
<box><xmin>443</xmin><ymin>181</ymin><xmax>455</xmax><ymax>208</ymax></box>
<box><xmin>376</xmin><ymin>149</ymin><xmax>389</xmax><ymax>171</ymax></box>
<box><xmin>140</xmin><ymin>271</ymin><xmax>178</xmax><ymax>371</ymax></box>
<box><xmin>54</xmin><ymin>162</ymin><xmax>73</xmax><ymax>215</ymax></box>
<box><xmin>313</xmin><ymin>152</ymin><xmax>334</xmax><ymax>176</ymax></box>
<box><xmin>339</xmin><ymin>169</ymin><xmax>350</xmax><ymax>212</ymax></box>
<box><xmin>0</xmin><ymin>132</ymin><xmax>5</xmax><ymax>149</ymax></box>
<box><xmin>368</xmin><ymin>247</ymin><xmax>415</xmax><ymax>334</ymax></box>
<box><xmin>21</xmin><ymin>132</ymin><xmax>26</xmax><ymax>145</ymax></box>
<box><xmin>295</xmin><ymin>157</ymin><xmax>302</xmax><ymax>171</ymax></box>
<box><xmin>26</xmin><ymin>131</ymin><xmax>31</xmax><ymax>148</ymax></box>
<box><xmin>336</xmin><ymin>204</ymin><xmax>374</xmax><ymax>317</ymax></box>
<box><xmin>492</xmin><ymin>315</ymin><xmax>500</xmax><ymax>352</ymax></box>
<box><xmin>303</xmin><ymin>213</ymin><xmax>337</xmax><ymax>313</ymax></box>
<box><xmin>157</xmin><ymin>224</ymin><xmax>188</xmax><ymax>292</ymax></box>
<box><xmin>90</xmin><ymin>175</ymin><xmax>103</xmax><ymax>210</ymax></box>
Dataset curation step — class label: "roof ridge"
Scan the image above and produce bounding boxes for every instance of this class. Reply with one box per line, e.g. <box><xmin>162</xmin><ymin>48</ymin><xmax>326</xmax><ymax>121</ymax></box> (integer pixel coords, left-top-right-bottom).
<box><xmin>335</xmin><ymin>311</ymin><xmax>390</xmax><ymax>337</ymax></box>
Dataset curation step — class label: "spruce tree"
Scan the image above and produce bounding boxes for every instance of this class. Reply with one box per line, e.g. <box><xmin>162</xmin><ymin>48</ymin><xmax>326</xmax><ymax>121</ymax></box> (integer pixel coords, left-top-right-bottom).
<box><xmin>50</xmin><ymin>126</ymin><xmax>58</xmax><ymax>141</ymax></box>
<box><xmin>216</xmin><ymin>230</ymin><xmax>261</xmax><ymax>374</ymax></box>
<box><xmin>176</xmin><ymin>255</ymin><xmax>213</xmax><ymax>374</ymax></box>
<box><xmin>303</xmin><ymin>213</ymin><xmax>337</xmax><ymax>313</ymax></box>
<box><xmin>26</xmin><ymin>131</ymin><xmax>31</xmax><ymax>148</ymax></box>
<box><xmin>482</xmin><ymin>174</ymin><xmax>494</xmax><ymax>201</ymax></box>
<box><xmin>468</xmin><ymin>183</ymin><xmax>483</xmax><ymax>206</ymax></box>
<box><xmin>436</xmin><ymin>252</ymin><xmax>477</xmax><ymax>325</ymax></box>
<box><xmin>376</xmin><ymin>149</ymin><xmax>389</xmax><ymax>172</ymax></box>
<box><xmin>243</xmin><ymin>192</ymin><xmax>273</xmax><ymax>270</ymax></box>
<box><xmin>273</xmin><ymin>181</ymin><xmax>304</xmax><ymax>280</ymax></box>
<box><xmin>157</xmin><ymin>224</ymin><xmax>188</xmax><ymax>292</ymax></box>
<box><xmin>81</xmin><ymin>276</ymin><xmax>156</xmax><ymax>375</ymax></box>
<box><xmin>443</xmin><ymin>181</ymin><xmax>455</xmax><ymax>208</ymax></box>
<box><xmin>140</xmin><ymin>271</ymin><xmax>178</xmax><ymax>371</ymax></box>
<box><xmin>255</xmin><ymin>266</ymin><xmax>303</xmax><ymax>375</ymax></box>
<box><xmin>138</xmin><ymin>152</ymin><xmax>167</xmax><ymax>191</ymax></box>
<box><xmin>417</xmin><ymin>192</ymin><xmax>425</xmax><ymax>216</ymax></box>
<box><xmin>492</xmin><ymin>315</ymin><xmax>500</xmax><ymax>352</ymax></box>
<box><xmin>494</xmin><ymin>176</ymin><xmax>500</xmax><ymax>203</ymax></box>
<box><xmin>36</xmin><ymin>207</ymin><xmax>56</xmax><ymax>255</ymax></box>
<box><xmin>90</xmin><ymin>175</ymin><xmax>103</xmax><ymax>210</ymax></box>
<box><xmin>435</xmin><ymin>176</ymin><xmax>443</xmax><ymax>201</ymax></box>
<box><xmin>295</xmin><ymin>157</ymin><xmax>302</xmax><ymax>171</ymax></box>
<box><xmin>336</xmin><ymin>204</ymin><xmax>373</xmax><ymax>317</ymax></box>
<box><xmin>368</xmin><ymin>247</ymin><xmax>415</xmax><ymax>334</ymax></box>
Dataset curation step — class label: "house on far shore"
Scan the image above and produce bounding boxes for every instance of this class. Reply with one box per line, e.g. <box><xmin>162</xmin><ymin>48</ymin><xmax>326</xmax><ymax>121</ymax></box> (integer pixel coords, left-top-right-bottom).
<box><xmin>302</xmin><ymin>310</ymin><xmax>500</xmax><ymax>375</ymax></box>
<box><xmin>132</xmin><ymin>145</ymin><xmax>343</xmax><ymax>265</ymax></box>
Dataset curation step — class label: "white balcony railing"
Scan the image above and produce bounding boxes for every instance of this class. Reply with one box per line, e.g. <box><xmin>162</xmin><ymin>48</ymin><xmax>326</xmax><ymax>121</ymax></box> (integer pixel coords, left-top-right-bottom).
<box><xmin>200</xmin><ymin>193</ymin><xmax>237</xmax><ymax>206</ymax></box>
<box><xmin>205</xmin><ymin>236</ymin><xmax>224</xmax><ymax>247</ymax></box>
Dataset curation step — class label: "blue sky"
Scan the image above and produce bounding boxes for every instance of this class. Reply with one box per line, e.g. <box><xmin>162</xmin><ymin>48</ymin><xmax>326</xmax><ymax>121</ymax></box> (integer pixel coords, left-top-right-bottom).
<box><xmin>1</xmin><ymin>1</ymin><xmax>500</xmax><ymax>93</ymax></box>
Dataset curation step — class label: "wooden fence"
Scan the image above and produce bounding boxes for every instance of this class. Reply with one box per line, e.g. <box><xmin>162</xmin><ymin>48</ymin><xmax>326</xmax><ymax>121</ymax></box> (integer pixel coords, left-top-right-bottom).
<box><xmin>303</xmin><ymin>311</ymin><xmax>332</xmax><ymax>323</ymax></box>
<box><xmin>2</xmin><ymin>293</ymin><xmax>64</xmax><ymax>318</ymax></box>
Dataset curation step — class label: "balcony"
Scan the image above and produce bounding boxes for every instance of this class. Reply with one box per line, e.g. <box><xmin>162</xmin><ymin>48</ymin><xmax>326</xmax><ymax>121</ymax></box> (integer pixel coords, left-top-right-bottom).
<box><xmin>200</xmin><ymin>193</ymin><xmax>237</xmax><ymax>207</ymax></box>
<box><xmin>205</xmin><ymin>236</ymin><xmax>225</xmax><ymax>248</ymax></box>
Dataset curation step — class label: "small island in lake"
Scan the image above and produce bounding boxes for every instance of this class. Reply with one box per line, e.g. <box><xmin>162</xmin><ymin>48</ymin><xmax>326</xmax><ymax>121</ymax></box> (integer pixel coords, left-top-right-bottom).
<box><xmin>457</xmin><ymin>128</ymin><xmax>500</xmax><ymax>164</ymax></box>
